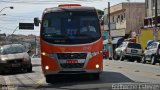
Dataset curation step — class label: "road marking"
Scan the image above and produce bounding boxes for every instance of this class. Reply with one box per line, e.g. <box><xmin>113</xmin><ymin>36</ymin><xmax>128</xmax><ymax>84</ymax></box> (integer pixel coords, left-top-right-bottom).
<box><xmin>4</xmin><ymin>76</ymin><xmax>11</xmax><ymax>85</ymax></box>
<box><xmin>29</xmin><ymin>79</ymin><xmax>45</xmax><ymax>90</ymax></box>
<box><xmin>3</xmin><ymin>76</ymin><xmax>17</xmax><ymax>90</ymax></box>
<box><xmin>105</xmin><ymin>62</ymin><xmax>160</xmax><ymax>78</ymax></box>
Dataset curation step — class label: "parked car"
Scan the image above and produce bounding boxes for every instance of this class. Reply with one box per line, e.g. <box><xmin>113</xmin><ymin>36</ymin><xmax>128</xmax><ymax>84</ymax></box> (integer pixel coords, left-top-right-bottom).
<box><xmin>0</xmin><ymin>44</ymin><xmax>32</xmax><ymax>74</ymax></box>
<box><xmin>142</xmin><ymin>41</ymin><xmax>160</xmax><ymax>65</ymax></box>
<box><xmin>114</xmin><ymin>41</ymin><xmax>143</xmax><ymax>62</ymax></box>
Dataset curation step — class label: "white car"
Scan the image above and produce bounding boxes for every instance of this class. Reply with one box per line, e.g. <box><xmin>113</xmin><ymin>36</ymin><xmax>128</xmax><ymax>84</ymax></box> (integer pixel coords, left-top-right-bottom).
<box><xmin>0</xmin><ymin>44</ymin><xmax>32</xmax><ymax>74</ymax></box>
<box><xmin>114</xmin><ymin>42</ymin><xmax>143</xmax><ymax>62</ymax></box>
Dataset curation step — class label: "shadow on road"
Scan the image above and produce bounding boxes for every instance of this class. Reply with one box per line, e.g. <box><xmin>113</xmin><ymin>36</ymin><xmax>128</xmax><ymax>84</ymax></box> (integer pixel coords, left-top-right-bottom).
<box><xmin>0</xmin><ymin>71</ymin><xmax>135</xmax><ymax>89</ymax></box>
<box><xmin>0</xmin><ymin>71</ymin><xmax>35</xmax><ymax>76</ymax></box>
<box><xmin>30</xmin><ymin>71</ymin><xmax>135</xmax><ymax>89</ymax></box>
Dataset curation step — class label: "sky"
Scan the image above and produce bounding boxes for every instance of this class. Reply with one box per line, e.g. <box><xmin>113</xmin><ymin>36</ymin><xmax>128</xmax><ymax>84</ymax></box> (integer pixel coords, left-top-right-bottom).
<box><xmin>0</xmin><ymin>0</ymin><xmax>145</xmax><ymax>36</ymax></box>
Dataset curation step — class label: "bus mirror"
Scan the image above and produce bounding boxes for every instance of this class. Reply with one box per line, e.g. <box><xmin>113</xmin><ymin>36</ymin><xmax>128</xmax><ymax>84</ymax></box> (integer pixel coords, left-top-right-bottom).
<box><xmin>34</xmin><ymin>17</ymin><xmax>40</xmax><ymax>26</ymax></box>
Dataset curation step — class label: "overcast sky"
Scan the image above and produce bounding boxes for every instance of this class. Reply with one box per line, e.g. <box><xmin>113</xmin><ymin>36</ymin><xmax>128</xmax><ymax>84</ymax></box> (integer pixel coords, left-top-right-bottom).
<box><xmin>0</xmin><ymin>0</ymin><xmax>145</xmax><ymax>35</ymax></box>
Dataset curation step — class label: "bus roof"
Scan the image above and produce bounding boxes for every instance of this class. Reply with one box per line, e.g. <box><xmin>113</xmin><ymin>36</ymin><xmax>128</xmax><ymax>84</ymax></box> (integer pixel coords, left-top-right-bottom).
<box><xmin>43</xmin><ymin>5</ymin><xmax>96</xmax><ymax>14</ymax></box>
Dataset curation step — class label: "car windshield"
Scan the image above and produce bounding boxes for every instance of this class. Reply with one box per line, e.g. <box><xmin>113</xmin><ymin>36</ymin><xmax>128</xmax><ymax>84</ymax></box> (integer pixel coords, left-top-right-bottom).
<box><xmin>41</xmin><ymin>11</ymin><xmax>101</xmax><ymax>44</ymax></box>
<box><xmin>127</xmin><ymin>43</ymin><xmax>141</xmax><ymax>49</ymax></box>
<box><xmin>0</xmin><ymin>45</ymin><xmax>26</xmax><ymax>55</ymax></box>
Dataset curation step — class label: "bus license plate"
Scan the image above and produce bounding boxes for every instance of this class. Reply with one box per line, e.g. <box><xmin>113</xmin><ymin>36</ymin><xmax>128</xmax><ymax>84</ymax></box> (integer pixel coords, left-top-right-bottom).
<box><xmin>66</xmin><ymin>60</ymin><xmax>78</xmax><ymax>64</ymax></box>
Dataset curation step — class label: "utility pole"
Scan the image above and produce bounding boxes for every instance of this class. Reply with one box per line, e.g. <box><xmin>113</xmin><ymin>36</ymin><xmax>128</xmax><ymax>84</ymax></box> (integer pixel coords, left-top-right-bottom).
<box><xmin>35</xmin><ymin>36</ymin><xmax>37</xmax><ymax>55</ymax></box>
<box><xmin>108</xmin><ymin>2</ymin><xmax>112</xmax><ymax>60</ymax></box>
<box><xmin>154</xmin><ymin>0</ymin><xmax>158</xmax><ymax>41</ymax></box>
<box><xmin>108</xmin><ymin>2</ymin><xmax>111</xmax><ymax>37</ymax></box>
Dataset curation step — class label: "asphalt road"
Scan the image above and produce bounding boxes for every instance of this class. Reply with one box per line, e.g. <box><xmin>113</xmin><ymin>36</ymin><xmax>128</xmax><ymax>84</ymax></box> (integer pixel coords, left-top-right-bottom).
<box><xmin>0</xmin><ymin>58</ymin><xmax>160</xmax><ymax>90</ymax></box>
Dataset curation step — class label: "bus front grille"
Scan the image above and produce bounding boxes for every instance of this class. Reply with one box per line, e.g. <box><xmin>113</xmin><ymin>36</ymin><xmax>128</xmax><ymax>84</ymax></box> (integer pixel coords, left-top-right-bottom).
<box><xmin>57</xmin><ymin>53</ymin><xmax>87</xmax><ymax>59</ymax></box>
<box><xmin>60</xmin><ymin>63</ymin><xmax>84</xmax><ymax>68</ymax></box>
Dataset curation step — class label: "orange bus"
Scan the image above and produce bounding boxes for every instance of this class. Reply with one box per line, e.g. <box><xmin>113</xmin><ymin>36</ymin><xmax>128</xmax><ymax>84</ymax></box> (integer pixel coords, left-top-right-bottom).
<box><xmin>35</xmin><ymin>4</ymin><xmax>103</xmax><ymax>83</ymax></box>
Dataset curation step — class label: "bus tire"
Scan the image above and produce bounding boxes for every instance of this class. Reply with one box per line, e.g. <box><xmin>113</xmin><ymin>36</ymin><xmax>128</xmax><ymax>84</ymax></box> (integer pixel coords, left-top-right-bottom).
<box><xmin>45</xmin><ymin>75</ymin><xmax>58</xmax><ymax>83</ymax></box>
<box><xmin>93</xmin><ymin>73</ymin><xmax>100</xmax><ymax>80</ymax></box>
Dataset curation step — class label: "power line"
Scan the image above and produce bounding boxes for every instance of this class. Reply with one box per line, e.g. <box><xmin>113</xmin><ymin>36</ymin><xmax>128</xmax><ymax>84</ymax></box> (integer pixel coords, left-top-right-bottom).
<box><xmin>0</xmin><ymin>0</ymin><xmax>96</xmax><ymax>4</ymax></box>
<box><xmin>0</xmin><ymin>17</ymin><xmax>33</xmax><ymax>20</ymax></box>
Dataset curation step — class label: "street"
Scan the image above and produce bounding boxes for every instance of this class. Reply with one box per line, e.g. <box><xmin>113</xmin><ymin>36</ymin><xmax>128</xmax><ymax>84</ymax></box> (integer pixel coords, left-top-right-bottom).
<box><xmin>0</xmin><ymin>58</ymin><xmax>160</xmax><ymax>90</ymax></box>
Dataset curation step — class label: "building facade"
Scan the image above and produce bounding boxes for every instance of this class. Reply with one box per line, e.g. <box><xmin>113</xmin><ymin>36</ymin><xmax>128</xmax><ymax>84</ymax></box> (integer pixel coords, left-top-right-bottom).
<box><xmin>144</xmin><ymin>0</ymin><xmax>160</xmax><ymax>27</ymax></box>
<box><xmin>104</xmin><ymin>2</ymin><xmax>145</xmax><ymax>37</ymax></box>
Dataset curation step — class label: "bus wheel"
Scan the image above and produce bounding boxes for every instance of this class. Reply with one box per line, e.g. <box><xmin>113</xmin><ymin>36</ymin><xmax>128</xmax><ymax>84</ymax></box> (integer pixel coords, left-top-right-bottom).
<box><xmin>45</xmin><ymin>75</ymin><xmax>58</xmax><ymax>83</ymax></box>
<box><xmin>93</xmin><ymin>73</ymin><xmax>100</xmax><ymax>80</ymax></box>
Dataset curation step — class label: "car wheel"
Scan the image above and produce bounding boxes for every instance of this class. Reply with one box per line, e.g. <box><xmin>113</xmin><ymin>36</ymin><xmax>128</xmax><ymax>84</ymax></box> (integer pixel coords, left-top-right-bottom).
<box><xmin>137</xmin><ymin>57</ymin><xmax>142</xmax><ymax>63</ymax></box>
<box><xmin>0</xmin><ymin>70</ymin><xmax>3</xmax><ymax>75</ymax></box>
<box><xmin>151</xmin><ymin>56</ymin><xmax>156</xmax><ymax>65</ymax></box>
<box><xmin>129</xmin><ymin>58</ymin><xmax>135</xmax><ymax>62</ymax></box>
<box><xmin>103</xmin><ymin>55</ymin><xmax>108</xmax><ymax>59</ymax></box>
<box><xmin>27</xmin><ymin>64</ymin><xmax>32</xmax><ymax>72</ymax></box>
<box><xmin>141</xmin><ymin>56</ymin><xmax>146</xmax><ymax>64</ymax></box>
<box><xmin>120</xmin><ymin>53</ymin><xmax>124</xmax><ymax>61</ymax></box>
<box><xmin>113</xmin><ymin>52</ymin><xmax>118</xmax><ymax>60</ymax></box>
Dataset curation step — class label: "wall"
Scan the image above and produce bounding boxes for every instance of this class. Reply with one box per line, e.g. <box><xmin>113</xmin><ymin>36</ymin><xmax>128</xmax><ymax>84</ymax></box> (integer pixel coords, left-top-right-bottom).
<box><xmin>136</xmin><ymin>29</ymin><xmax>160</xmax><ymax>49</ymax></box>
<box><xmin>104</xmin><ymin>3</ymin><xmax>145</xmax><ymax>36</ymax></box>
<box><xmin>124</xmin><ymin>3</ymin><xmax>145</xmax><ymax>34</ymax></box>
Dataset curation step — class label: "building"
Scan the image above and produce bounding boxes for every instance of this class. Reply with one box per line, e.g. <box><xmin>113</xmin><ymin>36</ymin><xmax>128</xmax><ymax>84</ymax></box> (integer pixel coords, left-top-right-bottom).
<box><xmin>103</xmin><ymin>2</ymin><xmax>145</xmax><ymax>59</ymax></box>
<box><xmin>136</xmin><ymin>0</ymin><xmax>160</xmax><ymax>49</ymax></box>
<box><xmin>104</xmin><ymin>2</ymin><xmax>145</xmax><ymax>38</ymax></box>
<box><xmin>144</xmin><ymin>0</ymin><xmax>160</xmax><ymax>27</ymax></box>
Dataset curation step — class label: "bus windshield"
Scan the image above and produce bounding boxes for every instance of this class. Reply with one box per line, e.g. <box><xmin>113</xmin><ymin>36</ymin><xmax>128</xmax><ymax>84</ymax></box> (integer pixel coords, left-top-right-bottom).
<box><xmin>41</xmin><ymin>11</ymin><xmax>101</xmax><ymax>44</ymax></box>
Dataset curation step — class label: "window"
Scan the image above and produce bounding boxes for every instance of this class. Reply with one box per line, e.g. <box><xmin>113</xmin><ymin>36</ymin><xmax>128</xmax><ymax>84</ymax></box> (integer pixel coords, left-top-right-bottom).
<box><xmin>124</xmin><ymin>13</ymin><xmax>125</xmax><ymax>18</ymax></box>
<box><xmin>112</xmin><ymin>16</ymin><xmax>114</xmax><ymax>22</ymax></box>
<box><xmin>117</xmin><ymin>15</ymin><xmax>120</xmax><ymax>23</ymax></box>
<box><xmin>145</xmin><ymin>0</ymin><xmax>148</xmax><ymax>9</ymax></box>
<box><xmin>42</xmin><ymin>11</ymin><xmax>101</xmax><ymax>44</ymax></box>
<box><xmin>148</xmin><ymin>43</ymin><xmax>157</xmax><ymax>49</ymax></box>
<box><xmin>127</xmin><ymin>43</ymin><xmax>142</xmax><ymax>49</ymax></box>
<box><xmin>152</xmin><ymin>43</ymin><xmax>157</xmax><ymax>49</ymax></box>
<box><xmin>121</xmin><ymin>14</ymin><xmax>123</xmax><ymax>22</ymax></box>
<box><xmin>152</xmin><ymin>0</ymin><xmax>155</xmax><ymax>7</ymax></box>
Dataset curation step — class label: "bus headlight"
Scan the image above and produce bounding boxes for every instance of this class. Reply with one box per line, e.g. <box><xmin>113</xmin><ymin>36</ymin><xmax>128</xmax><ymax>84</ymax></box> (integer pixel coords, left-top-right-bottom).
<box><xmin>96</xmin><ymin>64</ymin><xmax>99</xmax><ymax>69</ymax></box>
<box><xmin>45</xmin><ymin>66</ymin><xmax>49</xmax><ymax>70</ymax></box>
<box><xmin>42</xmin><ymin>52</ymin><xmax>46</xmax><ymax>56</ymax></box>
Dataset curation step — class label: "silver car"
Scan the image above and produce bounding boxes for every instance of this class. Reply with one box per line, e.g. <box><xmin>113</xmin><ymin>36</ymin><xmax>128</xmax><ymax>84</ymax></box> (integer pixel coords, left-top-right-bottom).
<box><xmin>114</xmin><ymin>41</ymin><xmax>143</xmax><ymax>62</ymax></box>
<box><xmin>0</xmin><ymin>44</ymin><xmax>32</xmax><ymax>74</ymax></box>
